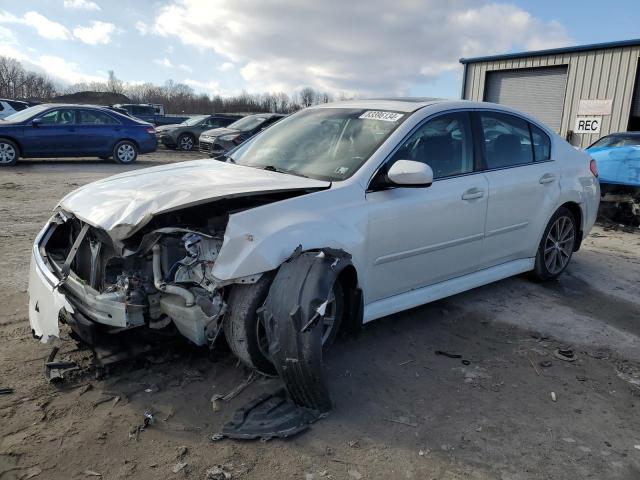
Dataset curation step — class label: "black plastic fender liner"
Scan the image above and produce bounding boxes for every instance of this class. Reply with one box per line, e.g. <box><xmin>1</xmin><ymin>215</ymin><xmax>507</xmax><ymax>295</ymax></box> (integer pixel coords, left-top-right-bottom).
<box><xmin>260</xmin><ymin>247</ymin><xmax>354</xmax><ymax>413</ymax></box>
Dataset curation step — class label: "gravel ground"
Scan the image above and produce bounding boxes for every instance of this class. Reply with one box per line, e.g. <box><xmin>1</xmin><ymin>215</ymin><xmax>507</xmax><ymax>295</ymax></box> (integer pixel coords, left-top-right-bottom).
<box><xmin>1</xmin><ymin>149</ymin><xmax>639</xmax><ymax>480</ymax></box>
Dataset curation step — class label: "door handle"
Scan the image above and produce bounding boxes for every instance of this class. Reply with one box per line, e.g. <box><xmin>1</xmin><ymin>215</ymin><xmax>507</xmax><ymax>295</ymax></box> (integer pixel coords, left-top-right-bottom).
<box><xmin>461</xmin><ymin>188</ymin><xmax>485</xmax><ymax>200</ymax></box>
<box><xmin>539</xmin><ymin>173</ymin><xmax>556</xmax><ymax>184</ymax></box>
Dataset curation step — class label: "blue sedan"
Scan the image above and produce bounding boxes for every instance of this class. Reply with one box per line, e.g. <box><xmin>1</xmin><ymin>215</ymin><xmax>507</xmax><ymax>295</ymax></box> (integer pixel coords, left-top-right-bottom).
<box><xmin>0</xmin><ymin>104</ymin><xmax>157</xmax><ymax>166</ymax></box>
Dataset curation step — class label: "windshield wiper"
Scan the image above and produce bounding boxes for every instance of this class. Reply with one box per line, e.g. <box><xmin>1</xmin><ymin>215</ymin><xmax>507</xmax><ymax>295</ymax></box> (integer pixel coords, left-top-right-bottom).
<box><xmin>261</xmin><ymin>165</ymin><xmax>312</xmax><ymax>179</ymax></box>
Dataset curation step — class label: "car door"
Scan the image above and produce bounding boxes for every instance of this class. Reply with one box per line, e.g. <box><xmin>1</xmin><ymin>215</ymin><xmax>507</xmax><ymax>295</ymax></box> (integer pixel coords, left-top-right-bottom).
<box><xmin>22</xmin><ymin>108</ymin><xmax>77</xmax><ymax>157</ymax></box>
<box><xmin>365</xmin><ymin>111</ymin><xmax>489</xmax><ymax>302</ymax></box>
<box><xmin>76</xmin><ymin>109</ymin><xmax>121</xmax><ymax>155</ymax></box>
<box><xmin>476</xmin><ymin>110</ymin><xmax>560</xmax><ymax>267</ymax></box>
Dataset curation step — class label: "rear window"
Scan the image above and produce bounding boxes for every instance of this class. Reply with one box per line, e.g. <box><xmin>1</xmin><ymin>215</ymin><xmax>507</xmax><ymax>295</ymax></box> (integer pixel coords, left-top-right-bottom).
<box><xmin>530</xmin><ymin>124</ymin><xmax>551</xmax><ymax>161</ymax></box>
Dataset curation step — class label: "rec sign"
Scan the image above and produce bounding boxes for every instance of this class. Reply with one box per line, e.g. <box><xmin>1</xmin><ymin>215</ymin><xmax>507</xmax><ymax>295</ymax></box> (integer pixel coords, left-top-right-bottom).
<box><xmin>574</xmin><ymin>116</ymin><xmax>602</xmax><ymax>134</ymax></box>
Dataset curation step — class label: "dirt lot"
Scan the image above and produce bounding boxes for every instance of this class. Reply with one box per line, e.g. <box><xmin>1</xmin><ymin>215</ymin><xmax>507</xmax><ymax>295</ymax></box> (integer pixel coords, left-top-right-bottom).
<box><xmin>1</xmin><ymin>149</ymin><xmax>640</xmax><ymax>480</ymax></box>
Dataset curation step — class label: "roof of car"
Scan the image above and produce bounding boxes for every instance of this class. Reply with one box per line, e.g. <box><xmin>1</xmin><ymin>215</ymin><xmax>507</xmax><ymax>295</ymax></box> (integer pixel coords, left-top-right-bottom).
<box><xmin>316</xmin><ymin>98</ymin><xmax>447</xmax><ymax>113</ymax></box>
<box><xmin>602</xmin><ymin>132</ymin><xmax>640</xmax><ymax>137</ymax></box>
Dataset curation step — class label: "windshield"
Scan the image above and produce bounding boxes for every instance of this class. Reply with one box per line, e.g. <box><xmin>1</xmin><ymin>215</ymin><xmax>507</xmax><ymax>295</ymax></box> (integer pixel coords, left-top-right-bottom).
<box><xmin>227</xmin><ymin>115</ymin><xmax>268</xmax><ymax>132</ymax></box>
<box><xmin>3</xmin><ymin>104</ymin><xmax>49</xmax><ymax>122</ymax></box>
<box><xmin>590</xmin><ymin>135</ymin><xmax>640</xmax><ymax>148</ymax></box>
<box><xmin>181</xmin><ymin>115</ymin><xmax>208</xmax><ymax>126</ymax></box>
<box><xmin>230</xmin><ymin>108</ymin><xmax>406</xmax><ymax>181</ymax></box>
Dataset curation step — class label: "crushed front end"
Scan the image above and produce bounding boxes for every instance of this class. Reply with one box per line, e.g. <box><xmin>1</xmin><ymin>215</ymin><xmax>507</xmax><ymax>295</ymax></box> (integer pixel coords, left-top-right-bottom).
<box><xmin>29</xmin><ymin>210</ymin><xmax>232</xmax><ymax>348</ymax></box>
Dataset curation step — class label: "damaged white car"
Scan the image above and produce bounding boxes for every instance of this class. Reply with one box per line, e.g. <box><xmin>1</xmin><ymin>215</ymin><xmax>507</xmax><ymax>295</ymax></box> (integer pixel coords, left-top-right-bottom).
<box><xmin>29</xmin><ymin>99</ymin><xmax>599</xmax><ymax>426</ymax></box>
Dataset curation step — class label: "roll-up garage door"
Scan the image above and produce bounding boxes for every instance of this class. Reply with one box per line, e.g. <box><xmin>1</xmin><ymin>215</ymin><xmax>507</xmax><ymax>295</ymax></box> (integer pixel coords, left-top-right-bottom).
<box><xmin>484</xmin><ymin>66</ymin><xmax>568</xmax><ymax>132</ymax></box>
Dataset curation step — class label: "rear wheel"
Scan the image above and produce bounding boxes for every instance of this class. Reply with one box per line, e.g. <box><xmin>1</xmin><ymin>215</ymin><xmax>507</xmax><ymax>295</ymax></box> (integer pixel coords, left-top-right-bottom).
<box><xmin>112</xmin><ymin>140</ymin><xmax>138</xmax><ymax>164</ymax></box>
<box><xmin>533</xmin><ymin>207</ymin><xmax>577</xmax><ymax>281</ymax></box>
<box><xmin>0</xmin><ymin>139</ymin><xmax>19</xmax><ymax>166</ymax></box>
<box><xmin>177</xmin><ymin>133</ymin><xmax>195</xmax><ymax>151</ymax></box>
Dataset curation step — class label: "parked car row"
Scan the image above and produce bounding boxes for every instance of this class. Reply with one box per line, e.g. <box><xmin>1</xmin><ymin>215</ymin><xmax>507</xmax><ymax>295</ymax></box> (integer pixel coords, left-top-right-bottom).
<box><xmin>0</xmin><ymin>101</ymin><xmax>288</xmax><ymax>165</ymax></box>
<box><xmin>0</xmin><ymin>103</ymin><xmax>157</xmax><ymax>166</ymax></box>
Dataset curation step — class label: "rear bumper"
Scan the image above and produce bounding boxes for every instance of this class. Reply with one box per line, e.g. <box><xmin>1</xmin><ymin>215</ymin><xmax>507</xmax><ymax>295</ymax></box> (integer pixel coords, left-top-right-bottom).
<box><xmin>139</xmin><ymin>137</ymin><xmax>158</xmax><ymax>153</ymax></box>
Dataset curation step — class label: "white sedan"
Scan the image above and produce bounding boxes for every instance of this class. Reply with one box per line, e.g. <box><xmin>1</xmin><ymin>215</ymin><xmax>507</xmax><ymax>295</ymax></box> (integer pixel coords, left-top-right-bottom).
<box><xmin>29</xmin><ymin>98</ymin><xmax>599</xmax><ymax>410</ymax></box>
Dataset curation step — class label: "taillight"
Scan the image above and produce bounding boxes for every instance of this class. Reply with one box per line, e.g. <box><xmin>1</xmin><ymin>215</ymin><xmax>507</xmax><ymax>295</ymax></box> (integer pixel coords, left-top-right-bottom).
<box><xmin>146</xmin><ymin>127</ymin><xmax>156</xmax><ymax>135</ymax></box>
<box><xmin>589</xmin><ymin>158</ymin><xmax>599</xmax><ymax>177</ymax></box>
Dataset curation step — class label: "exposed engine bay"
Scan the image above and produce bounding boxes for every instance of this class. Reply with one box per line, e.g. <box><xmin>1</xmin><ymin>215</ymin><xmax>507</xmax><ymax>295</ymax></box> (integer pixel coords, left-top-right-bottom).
<box><xmin>37</xmin><ymin>193</ymin><xmax>303</xmax><ymax>348</ymax></box>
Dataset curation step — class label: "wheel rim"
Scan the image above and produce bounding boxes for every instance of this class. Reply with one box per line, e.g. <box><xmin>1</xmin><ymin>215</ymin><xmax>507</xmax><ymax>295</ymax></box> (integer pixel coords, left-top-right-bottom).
<box><xmin>180</xmin><ymin>136</ymin><xmax>193</xmax><ymax>150</ymax></box>
<box><xmin>256</xmin><ymin>286</ymin><xmax>338</xmax><ymax>360</ymax></box>
<box><xmin>0</xmin><ymin>143</ymin><xmax>16</xmax><ymax>164</ymax></box>
<box><xmin>543</xmin><ymin>215</ymin><xmax>575</xmax><ymax>274</ymax></box>
<box><xmin>117</xmin><ymin>144</ymin><xmax>135</xmax><ymax>162</ymax></box>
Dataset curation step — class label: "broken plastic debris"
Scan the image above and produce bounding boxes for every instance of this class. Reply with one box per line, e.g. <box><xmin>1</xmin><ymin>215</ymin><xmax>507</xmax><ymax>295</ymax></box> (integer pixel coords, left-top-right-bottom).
<box><xmin>551</xmin><ymin>392</ymin><xmax>557</xmax><ymax>402</ymax></box>
<box><xmin>205</xmin><ymin>465</ymin><xmax>232</xmax><ymax>479</ymax></box>
<box><xmin>83</xmin><ymin>470</ymin><xmax>102</xmax><ymax>477</ymax></box>
<box><xmin>553</xmin><ymin>348</ymin><xmax>576</xmax><ymax>362</ymax></box>
<box><xmin>172</xmin><ymin>462</ymin><xmax>187</xmax><ymax>474</ymax></box>
<box><xmin>143</xmin><ymin>410</ymin><xmax>154</xmax><ymax>428</ymax></box>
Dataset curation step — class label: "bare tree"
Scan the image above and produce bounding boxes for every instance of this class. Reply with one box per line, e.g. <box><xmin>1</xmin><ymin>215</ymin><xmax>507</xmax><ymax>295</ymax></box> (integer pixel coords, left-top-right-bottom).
<box><xmin>0</xmin><ymin>55</ymin><xmax>57</xmax><ymax>101</ymax></box>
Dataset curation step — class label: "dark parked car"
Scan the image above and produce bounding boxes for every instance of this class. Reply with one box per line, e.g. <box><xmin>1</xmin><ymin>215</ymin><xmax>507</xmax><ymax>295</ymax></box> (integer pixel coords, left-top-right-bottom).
<box><xmin>0</xmin><ymin>104</ymin><xmax>157</xmax><ymax>166</ymax></box>
<box><xmin>155</xmin><ymin>114</ymin><xmax>241</xmax><ymax>150</ymax></box>
<box><xmin>199</xmin><ymin>113</ymin><xmax>285</xmax><ymax>156</ymax></box>
<box><xmin>112</xmin><ymin>103</ymin><xmax>189</xmax><ymax>126</ymax></box>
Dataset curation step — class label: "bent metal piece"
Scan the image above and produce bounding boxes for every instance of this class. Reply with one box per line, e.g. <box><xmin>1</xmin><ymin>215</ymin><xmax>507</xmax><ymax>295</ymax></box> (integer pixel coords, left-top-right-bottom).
<box><xmin>219</xmin><ymin>248</ymin><xmax>353</xmax><ymax>440</ymax></box>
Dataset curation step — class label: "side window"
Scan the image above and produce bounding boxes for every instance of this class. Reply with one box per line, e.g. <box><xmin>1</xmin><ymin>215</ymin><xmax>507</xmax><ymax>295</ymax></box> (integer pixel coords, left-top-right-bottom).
<box><xmin>0</xmin><ymin>102</ymin><xmax>4</xmax><ymax>111</ymax></box>
<box><xmin>389</xmin><ymin>112</ymin><xmax>474</xmax><ymax>179</ymax></box>
<box><xmin>530</xmin><ymin>124</ymin><xmax>551</xmax><ymax>161</ymax></box>
<box><xmin>79</xmin><ymin>110</ymin><xmax>119</xmax><ymax>125</ymax></box>
<box><xmin>39</xmin><ymin>109</ymin><xmax>76</xmax><ymax>125</ymax></box>
<box><xmin>480</xmin><ymin>112</ymin><xmax>533</xmax><ymax>169</ymax></box>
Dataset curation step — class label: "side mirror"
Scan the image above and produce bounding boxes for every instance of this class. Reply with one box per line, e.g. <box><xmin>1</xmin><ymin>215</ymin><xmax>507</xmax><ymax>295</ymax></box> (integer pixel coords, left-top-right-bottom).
<box><xmin>32</xmin><ymin>118</ymin><xmax>42</xmax><ymax>127</ymax></box>
<box><xmin>387</xmin><ymin>160</ymin><xmax>433</xmax><ymax>187</ymax></box>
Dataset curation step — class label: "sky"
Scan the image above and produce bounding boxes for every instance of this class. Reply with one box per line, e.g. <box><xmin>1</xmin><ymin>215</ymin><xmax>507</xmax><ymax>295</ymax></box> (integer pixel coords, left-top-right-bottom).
<box><xmin>0</xmin><ymin>0</ymin><xmax>639</xmax><ymax>99</ymax></box>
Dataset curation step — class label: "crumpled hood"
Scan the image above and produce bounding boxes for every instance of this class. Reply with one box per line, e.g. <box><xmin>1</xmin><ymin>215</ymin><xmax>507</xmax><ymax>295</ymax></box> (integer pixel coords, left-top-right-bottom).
<box><xmin>57</xmin><ymin>159</ymin><xmax>330</xmax><ymax>240</ymax></box>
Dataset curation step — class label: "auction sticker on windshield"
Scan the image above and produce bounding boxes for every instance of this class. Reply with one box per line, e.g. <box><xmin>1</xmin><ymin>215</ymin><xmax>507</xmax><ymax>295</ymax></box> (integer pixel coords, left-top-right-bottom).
<box><xmin>359</xmin><ymin>111</ymin><xmax>404</xmax><ymax>122</ymax></box>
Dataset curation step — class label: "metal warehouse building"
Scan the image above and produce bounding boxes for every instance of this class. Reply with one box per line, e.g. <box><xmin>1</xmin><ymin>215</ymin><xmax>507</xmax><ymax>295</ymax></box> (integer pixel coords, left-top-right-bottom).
<box><xmin>460</xmin><ymin>39</ymin><xmax>640</xmax><ymax>148</ymax></box>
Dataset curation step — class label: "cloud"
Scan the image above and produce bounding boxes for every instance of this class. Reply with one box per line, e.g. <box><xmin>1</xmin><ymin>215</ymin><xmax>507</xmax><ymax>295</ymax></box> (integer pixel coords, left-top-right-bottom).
<box><xmin>154</xmin><ymin>57</ymin><xmax>174</xmax><ymax>67</ymax></box>
<box><xmin>72</xmin><ymin>21</ymin><xmax>116</xmax><ymax>45</ymax></box>
<box><xmin>153</xmin><ymin>57</ymin><xmax>193</xmax><ymax>72</ymax></box>
<box><xmin>37</xmin><ymin>55</ymin><xmax>106</xmax><ymax>83</ymax></box>
<box><xmin>135</xmin><ymin>20</ymin><xmax>149</xmax><ymax>35</ymax></box>
<box><xmin>184</xmin><ymin>78</ymin><xmax>221</xmax><ymax>95</ymax></box>
<box><xmin>63</xmin><ymin>0</ymin><xmax>101</xmax><ymax>11</ymax></box>
<box><xmin>150</xmin><ymin>0</ymin><xmax>570</xmax><ymax>96</ymax></box>
<box><xmin>218</xmin><ymin>61</ymin><xmax>234</xmax><ymax>72</ymax></box>
<box><xmin>0</xmin><ymin>10</ymin><xmax>72</xmax><ymax>40</ymax></box>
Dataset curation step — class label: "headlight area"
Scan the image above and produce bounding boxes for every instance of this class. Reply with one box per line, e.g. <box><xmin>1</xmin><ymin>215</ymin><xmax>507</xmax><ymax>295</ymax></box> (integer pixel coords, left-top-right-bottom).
<box><xmin>40</xmin><ymin>212</ymin><xmax>234</xmax><ymax>348</ymax></box>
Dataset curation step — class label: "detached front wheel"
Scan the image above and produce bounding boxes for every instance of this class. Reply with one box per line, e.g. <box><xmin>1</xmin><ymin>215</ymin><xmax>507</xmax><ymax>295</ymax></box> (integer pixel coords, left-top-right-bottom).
<box><xmin>224</xmin><ymin>274</ymin><xmax>344</xmax><ymax>376</ymax></box>
<box><xmin>533</xmin><ymin>207</ymin><xmax>577</xmax><ymax>281</ymax></box>
<box><xmin>113</xmin><ymin>140</ymin><xmax>138</xmax><ymax>164</ymax></box>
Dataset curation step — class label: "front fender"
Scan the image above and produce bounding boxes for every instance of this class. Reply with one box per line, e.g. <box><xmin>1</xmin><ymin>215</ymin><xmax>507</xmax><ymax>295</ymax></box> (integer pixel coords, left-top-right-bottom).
<box><xmin>212</xmin><ymin>186</ymin><xmax>367</xmax><ymax>281</ymax></box>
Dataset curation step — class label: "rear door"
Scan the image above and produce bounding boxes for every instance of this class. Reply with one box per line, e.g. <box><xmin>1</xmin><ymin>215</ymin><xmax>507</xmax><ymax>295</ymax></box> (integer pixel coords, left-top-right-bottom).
<box><xmin>22</xmin><ymin>108</ymin><xmax>77</xmax><ymax>157</ymax></box>
<box><xmin>476</xmin><ymin>110</ymin><xmax>560</xmax><ymax>267</ymax></box>
<box><xmin>76</xmin><ymin>109</ymin><xmax>121</xmax><ymax>155</ymax></box>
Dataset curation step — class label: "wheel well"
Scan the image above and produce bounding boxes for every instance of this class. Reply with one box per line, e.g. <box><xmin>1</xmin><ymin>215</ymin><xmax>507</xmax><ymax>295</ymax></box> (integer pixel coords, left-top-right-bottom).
<box><xmin>0</xmin><ymin>136</ymin><xmax>22</xmax><ymax>155</ymax></box>
<box><xmin>337</xmin><ymin>264</ymin><xmax>363</xmax><ymax>335</ymax></box>
<box><xmin>559</xmin><ymin>201</ymin><xmax>583</xmax><ymax>251</ymax></box>
<box><xmin>116</xmin><ymin>138</ymin><xmax>139</xmax><ymax>150</ymax></box>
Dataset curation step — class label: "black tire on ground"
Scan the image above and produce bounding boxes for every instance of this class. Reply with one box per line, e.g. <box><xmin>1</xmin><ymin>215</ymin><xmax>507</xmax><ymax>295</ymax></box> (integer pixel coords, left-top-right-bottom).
<box><xmin>177</xmin><ymin>133</ymin><xmax>196</xmax><ymax>151</ymax></box>
<box><xmin>224</xmin><ymin>274</ymin><xmax>277</xmax><ymax>376</ymax></box>
<box><xmin>0</xmin><ymin>138</ymin><xmax>19</xmax><ymax>166</ymax></box>
<box><xmin>532</xmin><ymin>206</ymin><xmax>577</xmax><ymax>281</ymax></box>
<box><xmin>112</xmin><ymin>140</ymin><xmax>138</xmax><ymax>164</ymax></box>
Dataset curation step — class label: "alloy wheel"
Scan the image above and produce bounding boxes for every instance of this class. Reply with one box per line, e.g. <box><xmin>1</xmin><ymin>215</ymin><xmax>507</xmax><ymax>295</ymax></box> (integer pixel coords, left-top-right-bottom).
<box><xmin>543</xmin><ymin>215</ymin><xmax>575</xmax><ymax>274</ymax></box>
<box><xmin>179</xmin><ymin>136</ymin><xmax>194</xmax><ymax>150</ymax></box>
<box><xmin>0</xmin><ymin>142</ymin><xmax>16</xmax><ymax>164</ymax></box>
<box><xmin>117</xmin><ymin>144</ymin><xmax>135</xmax><ymax>163</ymax></box>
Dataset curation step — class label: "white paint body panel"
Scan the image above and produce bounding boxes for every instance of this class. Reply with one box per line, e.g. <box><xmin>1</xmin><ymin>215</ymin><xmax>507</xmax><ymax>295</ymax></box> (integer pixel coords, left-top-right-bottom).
<box><xmin>57</xmin><ymin>159</ymin><xmax>329</xmax><ymax>240</ymax></box>
<box><xmin>30</xmin><ymin>99</ymin><xmax>600</xmax><ymax>341</ymax></box>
